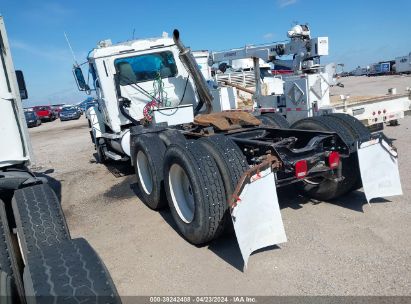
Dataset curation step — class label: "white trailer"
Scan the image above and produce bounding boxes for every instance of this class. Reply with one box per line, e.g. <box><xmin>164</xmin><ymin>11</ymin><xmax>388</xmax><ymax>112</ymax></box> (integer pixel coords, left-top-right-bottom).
<box><xmin>351</xmin><ymin>66</ymin><xmax>369</xmax><ymax>76</ymax></box>
<box><xmin>0</xmin><ymin>16</ymin><xmax>120</xmax><ymax>302</ymax></box>
<box><xmin>73</xmin><ymin>27</ymin><xmax>402</xmax><ymax>266</ymax></box>
<box><xmin>395</xmin><ymin>53</ymin><xmax>411</xmax><ymax>74</ymax></box>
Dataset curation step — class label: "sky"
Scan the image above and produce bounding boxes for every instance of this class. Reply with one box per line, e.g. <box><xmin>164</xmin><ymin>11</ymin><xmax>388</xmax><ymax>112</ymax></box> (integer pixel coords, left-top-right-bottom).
<box><xmin>2</xmin><ymin>0</ymin><xmax>411</xmax><ymax>106</ymax></box>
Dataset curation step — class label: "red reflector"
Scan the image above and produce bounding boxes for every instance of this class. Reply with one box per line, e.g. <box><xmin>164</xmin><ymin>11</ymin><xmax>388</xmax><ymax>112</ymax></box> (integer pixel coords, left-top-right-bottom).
<box><xmin>328</xmin><ymin>151</ymin><xmax>340</xmax><ymax>169</ymax></box>
<box><xmin>295</xmin><ymin>160</ymin><xmax>308</xmax><ymax>179</ymax></box>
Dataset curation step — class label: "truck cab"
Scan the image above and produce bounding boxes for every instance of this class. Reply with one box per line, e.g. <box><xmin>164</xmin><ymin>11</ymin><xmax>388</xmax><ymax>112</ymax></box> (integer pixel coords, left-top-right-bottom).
<box><xmin>0</xmin><ymin>17</ymin><xmax>32</xmax><ymax>170</ymax></box>
<box><xmin>84</xmin><ymin>35</ymin><xmax>198</xmax><ymax>133</ymax></box>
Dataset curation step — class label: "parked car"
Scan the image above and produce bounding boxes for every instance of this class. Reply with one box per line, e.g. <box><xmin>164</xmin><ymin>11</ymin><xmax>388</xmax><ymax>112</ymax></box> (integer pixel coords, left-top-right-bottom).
<box><xmin>33</xmin><ymin>105</ymin><xmax>56</xmax><ymax>121</ymax></box>
<box><xmin>51</xmin><ymin>104</ymin><xmax>65</xmax><ymax>118</ymax></box>
<box><xmin>60</xmin><ymin>106</ymin><xmax>81</xmax><ymax>121</ymax></box>
<box><xmin>24</xmin><ymin>111</ymin><xmax>42</xmax><ymax>127</ymax></box>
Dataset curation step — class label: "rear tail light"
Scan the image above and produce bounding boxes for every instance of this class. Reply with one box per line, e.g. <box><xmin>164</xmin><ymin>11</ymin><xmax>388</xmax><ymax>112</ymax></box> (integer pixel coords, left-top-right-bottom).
<box><xmin>295</xmin><ymin>160</ymin><xmax>308</xmax><ymax>179</ymax></box>
<box><xmin>328</xmin><ymin>151</ymin><xmax>340</xmax><ymax>169</ymax></box>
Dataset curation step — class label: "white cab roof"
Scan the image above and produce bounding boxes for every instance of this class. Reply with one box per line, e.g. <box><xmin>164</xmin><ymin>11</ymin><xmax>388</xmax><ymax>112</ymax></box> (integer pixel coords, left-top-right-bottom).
<box><xmin>89</xmin><ymin>36</ymin><xmax>175</xmax><ymax>59</ymax></box>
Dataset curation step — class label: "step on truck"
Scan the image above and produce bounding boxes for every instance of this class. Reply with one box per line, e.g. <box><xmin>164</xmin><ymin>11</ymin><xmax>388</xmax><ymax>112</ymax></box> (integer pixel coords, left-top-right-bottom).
<box><xmin>73</xmin><ymin>28</ymin><xmax>403</xmax><ymax>266</ymax></box>
<box><xmin>0</xmin><ymin>16</ymin><xmax>120</xmax><ymax>303</ymax></box>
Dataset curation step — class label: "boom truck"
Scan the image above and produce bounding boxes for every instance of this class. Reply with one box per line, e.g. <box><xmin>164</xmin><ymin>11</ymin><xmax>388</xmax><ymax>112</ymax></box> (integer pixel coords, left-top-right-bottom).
<box><xmin>207</xmin><ymin>24</ymin><xmax>411</xmax><ymax>128</ymax></box>
<box><xmin>74</xmin><ymin>28</ymin><xmax>402</xmax><ymax>266</ymax></box>
<box><xmin>0</xmin><ymin>16</ymin><xmax>120</xmax><ymax>303</ymax></box>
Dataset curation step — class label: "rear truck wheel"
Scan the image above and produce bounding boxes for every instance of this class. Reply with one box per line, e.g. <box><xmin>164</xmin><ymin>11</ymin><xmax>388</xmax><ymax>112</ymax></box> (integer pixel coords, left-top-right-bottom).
<box><xmin>0</xmin><ymin>201</ymin><xmax>25</xmax><ymax>304</ymax></box>
<box><xmin>325</xmin><ymin>113</ymin><xmax>372</xmax><ymax>190</ymax></box>
<box><xmin>291</xmin><ymin>116</ymin><xmax>359</xmax><ymax>201</ymax></box>
<box><xmin>163</xmin><ymin>141</ymin><xmax>226</xmax><ymax>244</ymax></box>
<box><xmin>133</xmin><ymin>134</ymin><xmax>167</xmax><ymax>210</ymax></box>
<box><xmin>158</xmin><ymin>129</ymin><xmax>187</xmax><ymax>147</ymax></box>
<box><xmin>260</xmin><ymin>112</ymin><xmax>290</xmax><ymax>128</ymax></box>
<box><xmin>196</xmin><ymin>135</ymin><xmax>248</xmax><ymax>231</ymax></box>
<box><xmin>23</xmin><ymin>238</ymin><xmax>121</xmax><ymax>303</ymax></box>
<box><xmin>12</xmin><ymin>184</ymin><xmax>71</xmax><ymax>261</ymax></box>
<box><xmin>327</xmin><ymin>113</ymin><xmax>371</xmax><ymax>144</ymax></box>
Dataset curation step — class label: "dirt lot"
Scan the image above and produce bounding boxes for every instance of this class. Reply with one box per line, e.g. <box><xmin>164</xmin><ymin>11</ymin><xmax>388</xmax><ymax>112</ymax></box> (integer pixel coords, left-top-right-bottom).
<box><xmin>28</xmin><ymin>113</ymin><xmax>411</xmax><ymax>296</ymax></box>
<box><xmin>331</xmin><ymin>75</ymin><xmax>411</xmax><ymax>97</ymax></box>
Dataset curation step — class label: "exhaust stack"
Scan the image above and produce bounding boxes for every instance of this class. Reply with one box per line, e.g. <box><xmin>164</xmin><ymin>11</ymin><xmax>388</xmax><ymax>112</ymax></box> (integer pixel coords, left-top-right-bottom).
<box><xmin>173</xmin><ymin>29</ymin><xmax>213</xmax><ymax>114</ymax></box>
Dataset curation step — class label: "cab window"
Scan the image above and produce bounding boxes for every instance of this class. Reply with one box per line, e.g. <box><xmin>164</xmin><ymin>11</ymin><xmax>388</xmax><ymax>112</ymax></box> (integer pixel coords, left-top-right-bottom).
<box><xmin>114</xmin><ymin>51</ymin><xmax>177</xmax><ymax>84</ymax></box>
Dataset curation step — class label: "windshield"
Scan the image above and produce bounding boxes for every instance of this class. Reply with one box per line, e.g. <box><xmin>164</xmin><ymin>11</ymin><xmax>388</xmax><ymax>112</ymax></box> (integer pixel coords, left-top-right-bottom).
<box><xmin>36</xmin><ymin>106</ymin><xmax>50</xmax><ymax>111</ymax></box>
<box><xmin>62</xmin><ymin>107</ymin><xmax>77</xmax><ymax>112</ymax></box>
<box><xmin>115</xmin><ymin>51</ymin><xmax>178</xmax><ymax>85</ymax></box>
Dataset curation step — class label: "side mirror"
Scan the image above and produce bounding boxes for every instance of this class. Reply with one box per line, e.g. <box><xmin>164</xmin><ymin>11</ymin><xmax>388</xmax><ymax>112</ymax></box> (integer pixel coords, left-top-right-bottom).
<box><xmin>15</xmin><ymin>70</ymin><xmax>28</xmax><ymax>100</ymax></box>
<box><xmin>73</xmin><ymin>66</ymin><xmax>90</xmax><ymax>93</ymax></box>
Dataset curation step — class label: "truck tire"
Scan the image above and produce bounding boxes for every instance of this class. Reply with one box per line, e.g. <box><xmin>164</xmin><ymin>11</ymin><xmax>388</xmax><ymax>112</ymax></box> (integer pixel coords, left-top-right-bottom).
<box><xmin>291</xmin><ymin>116</ymin><xmax>359</xmax><ymax>200</ymax></box>
<box><xmin>0</xmin><ymin>271</ymin><xmax>16</xmax><ymax>304</ymax></box>
<box><xmin>326</xmin><ymin>113</ymin><xmax>371</xmax><ymax>190</ymax></box>
<box><xmin>158</xmin><ymin>129</ymin><xmax>186</xmax><ymax>147</ymax></box>
<box><xmin>0</xmin><ymin>201</ymin><xmax>25</xmax><ymax>304</ymax></box>
<box><xmin>260</xmin><ymin>112</ymin><xmax>290</xmax><ymax>128</ymax></box>
<box><xmin>12</xmin><ymin>184</ymin><xmax>70</xmax><ymax>260</ymax></box>
<box><xmin>96</xmin><ymin>139</ymin><xmax>108</xmax><ymax>164</ymax></box>
<box><xmin>326</xmin><ymin>113</ymin><xmax>371</xmax><ymax>145</ymax></box>
<box><xmin>23</xmin><ymin>238</ymin><xmax>121</xmax><ymax>303</ymax></box>
<box><xmin>163</xmin><ymin>141</ymin><xmax>226</xmax><ymax>244</ymax></box>
<box><xmin>196</xmin><ymin>135</ymin><xmax>248</xmax><ymax>232</ymax></box>
<box><xmin>133</xmin><ymin>134</ymin><xmax>167</xmax><ymax>210</ymax></box>
<box><xmin>0</xmin><ymin>202</ymin><xmax>14</xmax><ymax>279</ymax></box>
<box><xmin>196</xmin><ymin>135</ymin><xmax>248</xmax><ymax>202</ymax></box>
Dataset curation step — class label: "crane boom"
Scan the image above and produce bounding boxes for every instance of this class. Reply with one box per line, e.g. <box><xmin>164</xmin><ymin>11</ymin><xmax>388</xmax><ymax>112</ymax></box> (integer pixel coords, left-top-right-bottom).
<box><xmin>209</xmin><ymin>25</ymin><xmax>328</xmax><ymax>73</ymax></box>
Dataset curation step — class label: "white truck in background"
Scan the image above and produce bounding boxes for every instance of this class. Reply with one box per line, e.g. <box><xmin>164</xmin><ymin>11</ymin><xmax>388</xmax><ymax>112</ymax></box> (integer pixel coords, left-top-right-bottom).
<box><xmin>206</xmin><ymin>25</ymin><xmax>411</xmax><ymax>129</ymax></box>
<box><xmin>395</xmin><ymin>52</ymin><xmax>411</xmax><ymax>74</ymax></box>
<box><xmin>74</xmin><ymin>27</ymin><xmax>402</xmax><ymax>266</ymax></box>
<box><xmin>0</xmin><ymin>16</ymin><xmax>120</xmax><ymax>303</ymax></box>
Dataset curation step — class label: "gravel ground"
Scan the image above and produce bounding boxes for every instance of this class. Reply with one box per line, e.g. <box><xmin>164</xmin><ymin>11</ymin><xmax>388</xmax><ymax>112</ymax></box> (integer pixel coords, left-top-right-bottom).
<box><xmin>28</xmin><ymin>113</ymin><xmax>411</xmax><ymax>296</ymax></box>
<box><xmin>331</xmin><ymin>75</ymin><xmax>411</xmax><ymax>97</ymax></box>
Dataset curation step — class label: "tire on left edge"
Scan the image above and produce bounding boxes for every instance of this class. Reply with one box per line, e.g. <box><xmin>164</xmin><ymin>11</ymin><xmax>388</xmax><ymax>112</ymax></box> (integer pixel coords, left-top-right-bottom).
<box><xmin>0</xmin><ymin>200</ymin><xmax>25</xmax><ymax>304</ymax></box>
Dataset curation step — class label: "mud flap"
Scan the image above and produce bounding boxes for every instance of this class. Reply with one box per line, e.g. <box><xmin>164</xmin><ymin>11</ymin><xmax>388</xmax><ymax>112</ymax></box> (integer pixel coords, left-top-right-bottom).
<box><xmin>231</xmin><ymin>168</ymin><xmax>287</xmax><ymax>268</ymax></box>
<box><xmin>357</xmin><ymin>138</ymin><xmax>402</xmax><ymax>202</ymax></box>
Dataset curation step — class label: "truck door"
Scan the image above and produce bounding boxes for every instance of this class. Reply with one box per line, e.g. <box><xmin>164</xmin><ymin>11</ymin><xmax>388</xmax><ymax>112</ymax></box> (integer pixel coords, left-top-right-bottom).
<box><xmin>0</xmin><ymin>17</ymin><xmax>32</xmax><ymax>167</ymax></box>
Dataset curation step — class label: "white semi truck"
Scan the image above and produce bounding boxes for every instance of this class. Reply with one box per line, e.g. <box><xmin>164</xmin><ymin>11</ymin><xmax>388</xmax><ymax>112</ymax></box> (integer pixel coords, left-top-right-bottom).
<box><xmin>74</xmin><ymin>28</ymin><xmax>402</xmax><ymax>266</ymax></box>
<box><xmin>208</xmin><ymin>25</ymin><xmax>411</xmax><ymax>128</ymax></box>
<box><xmin>0</xmin><ymin>16</ymin><xmax>120</xmax><ymax>303</ymax></box>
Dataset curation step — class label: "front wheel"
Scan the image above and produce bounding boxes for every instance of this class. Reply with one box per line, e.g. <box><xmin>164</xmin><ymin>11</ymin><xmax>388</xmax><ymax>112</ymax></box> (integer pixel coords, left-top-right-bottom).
<box><xmin>96</xmin><ymin>140</ymin><xmax>107</xmax><ymax>164</ymax></box>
